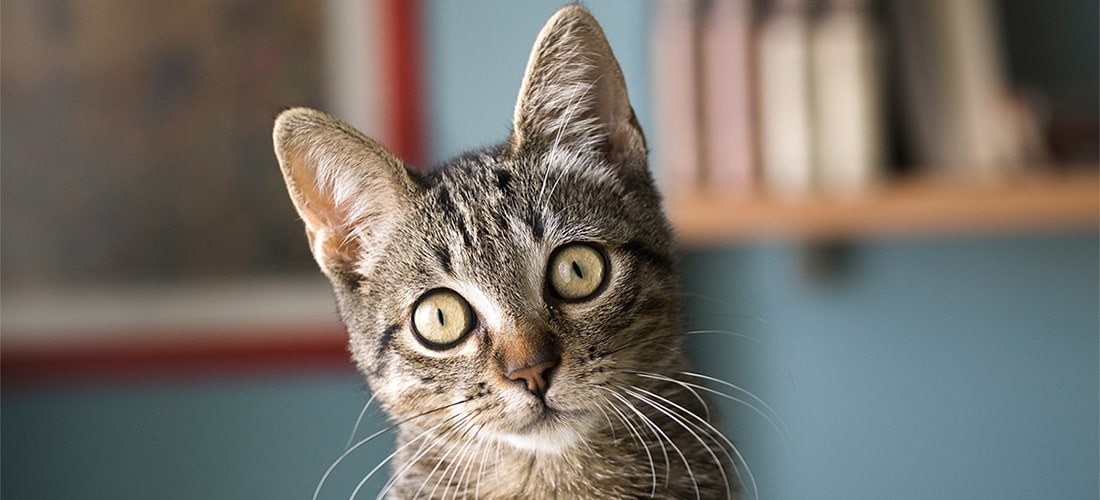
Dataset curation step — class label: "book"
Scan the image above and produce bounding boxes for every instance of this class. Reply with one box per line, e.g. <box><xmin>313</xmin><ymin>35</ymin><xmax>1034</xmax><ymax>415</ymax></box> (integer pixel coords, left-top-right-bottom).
<box><xmin>757</xmin><ymin>0</ymin><xmax>815</xmax><ymax>197</ymax></box>
<box><xmin>889</xmin><ymin>0</ymin><xmax>1019</xmax><ymax>178</ymax></box>
<box><xmin>652</xmin><ymin>0</ymin><xmax>703</xmax><ymax>196</ymax></box>
<box><xmin>810</xmin><ymin>0</ymin><xmax>884</xmax><ymax>195</ymax></box>
<box><xmin>700</xmin><ymin>0</ymin><xmax>758</xmax><ymax>196</ymax></box>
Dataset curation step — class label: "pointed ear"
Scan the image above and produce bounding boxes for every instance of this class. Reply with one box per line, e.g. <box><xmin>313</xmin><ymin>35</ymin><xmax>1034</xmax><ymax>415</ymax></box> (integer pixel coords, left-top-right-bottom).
<box><xmin>510</xmin><ymin>5</ymin><xmax>646</xmax><ymax>167</ymax></box>
<box><xmin>273</xmin><ymin>107</ymin><xmax>415</xmax><ymax>280</ymax></box>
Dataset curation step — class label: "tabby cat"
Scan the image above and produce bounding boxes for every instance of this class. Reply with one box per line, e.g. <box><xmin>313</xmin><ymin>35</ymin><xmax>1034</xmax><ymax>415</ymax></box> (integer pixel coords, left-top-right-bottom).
<box><xmin>274</xmin><ymin>5</ymin><xmax>740</xmax><ymax>499</ymax></box>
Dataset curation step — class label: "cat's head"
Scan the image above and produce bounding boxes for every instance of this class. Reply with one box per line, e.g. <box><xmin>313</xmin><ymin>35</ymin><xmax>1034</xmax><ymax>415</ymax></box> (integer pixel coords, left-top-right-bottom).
<box><xmin>274</xmin><ymin>5</ymin><xmax>682</xmax><ymax>452</ymax></box>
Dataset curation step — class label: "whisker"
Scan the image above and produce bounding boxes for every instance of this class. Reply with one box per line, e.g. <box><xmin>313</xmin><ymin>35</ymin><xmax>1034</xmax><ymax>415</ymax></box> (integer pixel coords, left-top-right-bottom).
<box><xmin>727</xmin><ymin>435</ymin><xmax>759</xmax><ymax>500</ymax></box>
<box><xmin>433</xmin><ymin>418</ymin><xmax>482</xmax><ymax>499</ymax></box>
<box><xmin>454</xmin><ymin>426</ymin><xmax>487</xmax><ymax>500</ymax></box>
<box><xmin>597</xmin><ymin>393</ymin><xmax>659</xmax><ymax>496</ymax></box>
<box><xmin>346</xmin><ymin>416</ymin><xmax>454</xmax><ymax>500</ymax></box>
<box><xmin>415</xmin><ymin>420</ymin><xmax>467</xmax><ymax>499</ymax></box>
<box><xmin>622</xmin><ymin>370</ymin><xmax>712</xmax><ymax>421</ymax></box>
<box><xmin>474</xmin><ymin>431</ymin><xmax>492</xmax><ymax>499</ymax></box>
<box><xmin>604</xmin><ymin>387</ymin><xmax>699</xmax><ymax>500</ymax></box>
<box><xmin>622</xmin><ymin>386</ymin><xmax>730</xmax><ymax>500</ymax></box>
<box><xmin>345</xmin><ymin>393</ymin><xmax>378</xmax><ymax>450</ymax></box>
<box><xmin>592</xmin><ymin>398</ymin><xmax>619</xmax><ymax>442</ymax></box>
<box><xmin>374</xmin><ymin>413</ymin><xmax>472</xmax><ymax>500</ymax></box>
<box><xmin>681</xmin><ymin>328</ymin><xmax>763</xmax><ymax>345</ymax></box>
<box><xmin>601</xmin><ymin>325</ymin><xmax>767</xmax><ymax>365</ymax></box>
<box><xmin>679</xmin><ymin>371</ymin><xmax>792</xmax><ymax>444</ymax></box>
<box><xmin>314</xmin><ymin>397</ymin><xmax>472</xmax><ymax>500</ymax></box>
<box><xmin>643</xmin><ymin>371</ymin><xmax>789</xmax><ymax>453</ymax></box>
<box><xmin>601</xmin><ymin>332</ymin><xmax>681</xmax><ymax>358</ymax></box>
<box><xmin>628</xmin><ymin>384</ymin><xmax>759</xmax><ymax>500</ymax></box>
<box><xmin>623</xmin><ymin>367</ymin><xmax>789</xmax><ymax>450</ymax></box>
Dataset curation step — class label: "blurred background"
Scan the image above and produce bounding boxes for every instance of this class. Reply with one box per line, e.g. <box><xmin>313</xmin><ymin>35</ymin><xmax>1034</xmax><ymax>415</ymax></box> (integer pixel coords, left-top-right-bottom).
<box><xmin>2</xmin><ymin>0</ymin><xmax>1097</xmax><ymax>499</ymax></box>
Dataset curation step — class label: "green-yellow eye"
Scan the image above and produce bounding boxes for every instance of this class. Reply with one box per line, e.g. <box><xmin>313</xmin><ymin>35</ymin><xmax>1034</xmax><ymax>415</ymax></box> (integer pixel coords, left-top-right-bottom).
<box><xmin>548</xmin><ymin>244</ymin><xmax>607</xmax><ymax>301</ymax></box>
<box><xmin>412</xmin><ymin>289</ymin><xmax>474</xmax><ymax>348</ymax></box>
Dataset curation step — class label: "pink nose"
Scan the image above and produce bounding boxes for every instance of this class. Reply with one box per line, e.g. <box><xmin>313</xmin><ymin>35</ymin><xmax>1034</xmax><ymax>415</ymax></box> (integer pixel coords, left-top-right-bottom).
<box><xmin>506</xmin><ymin>359</ymin><xmax>557</xmax><ymax>395</ymax></box>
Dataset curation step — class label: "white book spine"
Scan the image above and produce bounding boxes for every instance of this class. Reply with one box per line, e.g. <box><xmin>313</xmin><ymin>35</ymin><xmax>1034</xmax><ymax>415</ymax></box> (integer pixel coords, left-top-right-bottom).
<box><xmin>811</xmin><ymin>1</ymin><xmax>883</xmax><ymax>196</ymax></box>
<box><xmin>758</xmin><ymin>1</ymin><xmax>814</xmax><ymax>197</ymax></box>
<box><xmin>940</xmin><ymin>0</ymin><xmax>1016</xmax><ymax>177</ymax></box>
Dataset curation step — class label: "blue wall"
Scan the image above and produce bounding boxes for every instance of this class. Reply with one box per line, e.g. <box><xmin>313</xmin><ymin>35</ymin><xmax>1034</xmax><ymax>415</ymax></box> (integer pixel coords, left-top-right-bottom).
<box><xmin>424</xmin><ymin>0</ymin><xmax>654</xmax><ymax>162</ymax></box>
<box><xmin>3</xmin><ymin>374</ymin><xmax>395</xmax><ymax>499</ymax></box>
<box><xmin>682</xmin><ymin>234</ymin><xmax>1099</xmax><ymax>499</ymax></box>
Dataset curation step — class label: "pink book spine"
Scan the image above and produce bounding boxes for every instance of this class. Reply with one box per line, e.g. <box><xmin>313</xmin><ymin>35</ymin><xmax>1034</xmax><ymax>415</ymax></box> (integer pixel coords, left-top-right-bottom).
<box><xmin>702</xmin><ymin>0</ymin><xmax>757</xmax><ymax>196</ymax></box>
<box><xmin>651</xmin><ymin>0</ymin><xmax>701</xmax><ymax>197</ymax></box>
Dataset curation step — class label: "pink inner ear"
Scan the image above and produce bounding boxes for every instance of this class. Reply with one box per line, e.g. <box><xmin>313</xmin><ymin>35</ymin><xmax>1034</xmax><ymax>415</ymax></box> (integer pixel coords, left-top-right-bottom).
<box><xmin>274</xmin><ymin>107</ymin><xmax>415</xmax><ymax>277</ymax></box>
<box><xmin>281</xmin><ymin>148</ymin><xmax>363</xmax><ymax>275</ymax></box>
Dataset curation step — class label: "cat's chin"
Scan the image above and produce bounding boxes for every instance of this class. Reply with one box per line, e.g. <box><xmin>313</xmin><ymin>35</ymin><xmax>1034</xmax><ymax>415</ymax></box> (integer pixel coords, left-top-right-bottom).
<box><xmin>490</xmin><ymin>409</ymin><xmax>595</xmax><ymax>455</ymax></box>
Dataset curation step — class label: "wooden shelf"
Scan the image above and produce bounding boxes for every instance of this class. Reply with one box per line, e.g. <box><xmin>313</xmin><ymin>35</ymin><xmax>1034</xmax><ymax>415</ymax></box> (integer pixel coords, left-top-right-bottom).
<box><xmin>667</xmin><ymin>169</ymin><xmax>1099</xmax><ymax>245</ymax></box>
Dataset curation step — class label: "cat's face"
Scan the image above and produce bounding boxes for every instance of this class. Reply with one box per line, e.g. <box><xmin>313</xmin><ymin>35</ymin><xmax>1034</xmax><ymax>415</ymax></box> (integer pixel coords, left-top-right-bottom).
<box><xmin>274</xmin><ymin>6</ymin><xmax>681</xmax><ymax>453</ymax></box>
<box><xmin>347</xmin><ymin>146</ymin><xmax>681</xmax><ymax>451</ymax></box>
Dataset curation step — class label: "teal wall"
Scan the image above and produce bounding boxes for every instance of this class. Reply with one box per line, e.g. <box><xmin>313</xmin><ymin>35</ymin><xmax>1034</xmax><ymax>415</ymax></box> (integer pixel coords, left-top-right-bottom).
<box><xmin>3</xmin><ymin>2</ymin><xmax>1097</xmax><ymax>499</ymax></box>
<box><xmin>424</xmin><ymin>0</ymin><xmax>654</xmax><ymax>162</ymax></box>
<box><xmin>3</xmin><ymin>374</ymin><xmax>394</xmax><ymax>499</ymax></box>
<box><xmin>682</xmin><ymin>234</ymin><xmax>1099</xmax><ymax>499</ymax></box>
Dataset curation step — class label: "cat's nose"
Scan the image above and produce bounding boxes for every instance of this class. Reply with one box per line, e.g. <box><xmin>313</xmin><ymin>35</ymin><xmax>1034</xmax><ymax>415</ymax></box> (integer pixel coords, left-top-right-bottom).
<box><xmin>506</xmin><ymin>359</ymin><xmax>557</xmax><ymax>396</ymax></box>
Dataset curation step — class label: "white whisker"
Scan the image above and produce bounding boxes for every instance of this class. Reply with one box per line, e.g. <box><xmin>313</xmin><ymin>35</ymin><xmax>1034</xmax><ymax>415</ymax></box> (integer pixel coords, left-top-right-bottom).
<box><xmin>454</xmin><ymin>427</ymin><xmax>487</xmax><ymax>500</ymax></box>
<box><xmin>598</xmin><ymin>393</ymin><xmax>659</xmax><ymax>496</ymax></box>
<box><xmin>628</xmin><ymin>384</ymin><xmax>757</xmax><ymax>500</ymax></box>
<box><xmin>437</xmin><ymin>419</ymin><xmax>482</xmax><ymax>499</ymax></box>
<box><xmin>605</xmin><ymin>388</ymin><xmax>699</xmax><ymax>499</ymax></box>
<box><xmin>455</xmin><ymin>428</ymin><xmax>490</xmax><ymax>498</ymax></box>
<box><xmin>682</xmin><ymin>328</ymin><xmax>763</xmax><ymax>345</ymax></box>
<box><xmin>622</xmin><ymin>386</ymin><xmax>730</xmax><ymax>500</ymax></box>
<box><xmin>413</xmin><ymin>416</ymin><xmax>479</xmax><ymax>500</ymax></box>
<box><xmin>345</xmin><ymin>393</ymin><xmax>378</xmax><ymax>450</ymax></box>
<box><xmin>345</xmin><ymin>416</ymin><xmax>451</xmax><ymax>500</ymax></box>
<box><xmin>679</xmin><ymin>371</ymin><xmax>793</xmax><ymax>444</ymax></box>
<box><xmin>626</xmin><ymin>370</ymin><xmax>712</xmax><ymax>422</ymax></box>
<box><xmin>315</xmin><ymin>397</ymin><xmax>469</xmax><ymax>500</ymax></box>
<box><xmin>369</xmin><ymin>404</ymin><xmax>475</xmax><ymax>500</ymax></box>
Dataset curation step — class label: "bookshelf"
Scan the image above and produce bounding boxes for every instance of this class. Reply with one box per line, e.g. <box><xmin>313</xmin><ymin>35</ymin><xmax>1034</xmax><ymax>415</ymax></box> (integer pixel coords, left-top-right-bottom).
<box><xmin>653</xmin><ymin>0</ymin><xmax>1098</xmax><ymax>247</ymax></box>
<box><xmin>667</xmin><ymin>168</ymin><xmax>1099</xmax><ymax>245</ymax></box>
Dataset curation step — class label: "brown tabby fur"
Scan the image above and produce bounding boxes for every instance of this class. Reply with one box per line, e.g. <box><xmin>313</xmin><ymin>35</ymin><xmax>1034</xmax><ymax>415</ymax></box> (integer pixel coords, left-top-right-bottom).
<box><xmin>274</xmin><ymin>5</ymin><xmax>738</xmax><ymax>499</ymax></box>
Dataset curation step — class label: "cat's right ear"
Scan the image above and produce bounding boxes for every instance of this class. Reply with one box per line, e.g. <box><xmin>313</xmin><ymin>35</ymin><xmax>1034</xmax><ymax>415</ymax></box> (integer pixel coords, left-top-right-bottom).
<box><xmin>273</xmin><ymin>107</ymin><xmax>414</xmax><ymax>280</ymax></box>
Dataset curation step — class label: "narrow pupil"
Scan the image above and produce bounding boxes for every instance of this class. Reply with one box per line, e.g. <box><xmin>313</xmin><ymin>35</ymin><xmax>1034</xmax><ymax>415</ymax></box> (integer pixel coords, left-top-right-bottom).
<box><xmin>571</xmin><ymin>261</ymin><xmax>584</xmax><ymax>279</ymax></box>
<box><xmin>437</xmin><ymin>308</ymin><xmax>445</xmax><ymax>326</ymax></box>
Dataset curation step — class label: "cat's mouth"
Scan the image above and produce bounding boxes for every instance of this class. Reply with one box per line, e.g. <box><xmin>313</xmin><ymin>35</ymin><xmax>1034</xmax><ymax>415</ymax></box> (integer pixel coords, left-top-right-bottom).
<box><xmin>494</xmin><ymin>408</ymin><xmax>589</xmax><ymax>454</ymax></box>
<box><xmin>485</xmin><ymin>391</ymin><xmax>603</xmax><ymax>454</ymax></box>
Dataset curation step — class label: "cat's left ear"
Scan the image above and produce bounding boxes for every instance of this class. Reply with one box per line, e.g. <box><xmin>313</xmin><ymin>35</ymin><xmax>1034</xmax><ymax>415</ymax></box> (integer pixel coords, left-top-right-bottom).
<box><xmin>510</xmin><ymin>5</ymin><xmax>646</xmax><ymax>169</ymax></box>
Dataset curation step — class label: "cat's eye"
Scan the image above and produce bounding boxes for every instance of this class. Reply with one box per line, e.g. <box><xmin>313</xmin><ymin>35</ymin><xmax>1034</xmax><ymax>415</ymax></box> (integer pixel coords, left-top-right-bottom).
<box><xmin>547</xmin><ymin>244</ymin><xmax>607</xmax><ymax>301</ymax></box>
<box><xmin>412</xmin><ymin>289</ymin><xmax>475</xmax><ymax>349</ymax></box>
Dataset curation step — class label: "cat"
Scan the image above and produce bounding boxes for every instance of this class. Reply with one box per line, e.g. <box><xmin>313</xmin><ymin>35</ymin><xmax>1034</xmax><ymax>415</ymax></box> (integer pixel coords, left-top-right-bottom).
<box><xmin>274</xmin><ymin>5</ymin><xmax>741</xmax><ymax>499</ymax></box>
